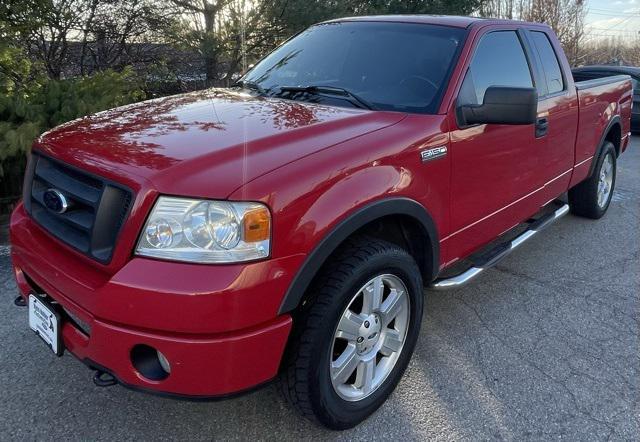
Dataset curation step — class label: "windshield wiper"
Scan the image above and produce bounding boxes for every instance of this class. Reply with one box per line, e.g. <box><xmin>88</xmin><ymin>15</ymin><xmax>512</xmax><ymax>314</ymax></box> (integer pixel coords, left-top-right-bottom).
<box><xmin>276</xmin><ymin>85</ymin><xmax>378</xmax><ymax>110</ymax></box>
<box><xmin>235</xmin><ymin>79</ymin><xmax>266</xmax><ymax>94</ymax></box>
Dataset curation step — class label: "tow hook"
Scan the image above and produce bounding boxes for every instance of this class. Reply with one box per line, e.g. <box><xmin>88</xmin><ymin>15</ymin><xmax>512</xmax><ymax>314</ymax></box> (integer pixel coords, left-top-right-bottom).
<box><xmin>93</xmin><ymin>370</ymin><xmax>118</xmax><ymax>387</ymax></box>
<box><xmin>14</xmin><ymin>296</ymin><xmax>27</xmax><ymax>307</ymax></box>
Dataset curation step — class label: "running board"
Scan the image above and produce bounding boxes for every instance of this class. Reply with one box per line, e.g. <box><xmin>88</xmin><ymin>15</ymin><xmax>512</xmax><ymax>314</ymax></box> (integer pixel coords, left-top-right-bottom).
<box><xmin>430</xmin><ymin>203</ymin><xmax>570</xmax><ymax>291</ymax></box>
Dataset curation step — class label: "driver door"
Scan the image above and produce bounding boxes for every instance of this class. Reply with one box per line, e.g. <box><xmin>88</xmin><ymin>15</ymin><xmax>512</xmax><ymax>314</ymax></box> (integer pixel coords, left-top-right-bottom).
<box><xmin>446</xmin><ymin>30</ymin><xmax>543</xmax><ymax>260</ymax></box>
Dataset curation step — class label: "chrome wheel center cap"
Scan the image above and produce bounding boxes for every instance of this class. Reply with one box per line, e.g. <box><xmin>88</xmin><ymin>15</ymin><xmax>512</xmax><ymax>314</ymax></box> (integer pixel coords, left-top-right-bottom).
<box><xmin>356</xmin><ymin>314</ymin><xmax>381</xmax><ymax>354</ymax></box>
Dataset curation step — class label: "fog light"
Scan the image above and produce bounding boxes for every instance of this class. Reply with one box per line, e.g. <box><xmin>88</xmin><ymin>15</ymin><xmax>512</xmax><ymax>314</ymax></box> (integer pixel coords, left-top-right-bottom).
<box><xmin>157</xmin><ymin>350</ymin><xmax>171</xmax><ymax>374</ymax></box>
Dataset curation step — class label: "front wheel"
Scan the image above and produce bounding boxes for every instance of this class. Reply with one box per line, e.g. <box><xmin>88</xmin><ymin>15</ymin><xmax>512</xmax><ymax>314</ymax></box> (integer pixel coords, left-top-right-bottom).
<box><xmin>569</xmin><ymin>141</ymin><xmax>617</xmax><ymax>219</ymax></box>
<box><xmin>279</xmin><ymin>237</ymin><xmax>424</xmax><ymax>430</ymax></box>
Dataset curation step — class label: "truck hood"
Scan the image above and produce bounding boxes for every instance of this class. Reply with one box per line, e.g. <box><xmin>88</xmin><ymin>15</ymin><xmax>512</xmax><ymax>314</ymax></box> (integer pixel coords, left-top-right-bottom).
<box><xmin>36</xmin><ymin>89</ymin><xmax>406</xmax><ymax>198</ymax></box>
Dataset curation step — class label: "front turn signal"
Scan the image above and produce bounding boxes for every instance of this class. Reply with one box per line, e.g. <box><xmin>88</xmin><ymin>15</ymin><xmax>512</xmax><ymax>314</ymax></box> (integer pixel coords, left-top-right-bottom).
<box><xmin>243</xmin><ymin>207</ymin><xmax>271</xmax><ymax>242</ymax></box>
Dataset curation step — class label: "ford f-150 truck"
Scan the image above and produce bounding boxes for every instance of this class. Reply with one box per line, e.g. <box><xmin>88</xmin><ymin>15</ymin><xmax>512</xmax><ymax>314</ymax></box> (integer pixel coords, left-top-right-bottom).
<box><xmin>10</xmin><ymin>16</ymin><xmax>633</xmax><ymax>429</ymax></box>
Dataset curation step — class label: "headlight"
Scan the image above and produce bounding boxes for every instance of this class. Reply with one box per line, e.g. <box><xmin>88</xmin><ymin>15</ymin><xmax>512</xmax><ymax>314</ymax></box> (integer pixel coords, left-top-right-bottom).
<box><xmin>136</xmin><ymin>196</ymin><xmax>271</xmax><ymax>263</ymax></box>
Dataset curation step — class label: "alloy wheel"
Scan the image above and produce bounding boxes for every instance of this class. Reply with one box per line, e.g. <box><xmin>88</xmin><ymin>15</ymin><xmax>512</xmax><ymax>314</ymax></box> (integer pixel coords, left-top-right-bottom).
<box><xmin>329</xmin><ymin>274</ymin><xmax>410</xmax><ymax>401</ymax></box>
<box><xmin>597</xmin><ymin>153</ymin><xmax>614</xmax><ymax>208</ymax></box>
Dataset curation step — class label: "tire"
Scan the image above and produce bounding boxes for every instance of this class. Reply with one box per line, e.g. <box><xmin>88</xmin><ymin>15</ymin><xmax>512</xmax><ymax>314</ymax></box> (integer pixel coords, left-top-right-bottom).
<box><xmin>279</xmin><ymin>237</ymin><xmax>424</xmax><ymax>430</ymax></box>
<box><xmin>569</xmin><ymin>141</ymin><xmax>617</xmax><ymax>219</ymax></box>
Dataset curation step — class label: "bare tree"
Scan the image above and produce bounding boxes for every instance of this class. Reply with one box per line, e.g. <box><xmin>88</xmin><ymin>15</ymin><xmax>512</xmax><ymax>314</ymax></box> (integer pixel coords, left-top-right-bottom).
<box><xmin>79</xmin><ymin>0</ymin><xmax>174</xmax><ymax>74</ymax></box>
<box><xmin>23</xmin><ymin>0</ymin><xmax>89</xmax><ymax>79</ymax></box>
<box><xmin>577</xmin><ymin>36</ymin><xmax>640</xmax><ymax>66</ymax></box>
<box><xmin>167</xmin><ymin>0</ymin><xmax>233</xmax><ymax>84</ymax></box>
<box><xmin>167</xmin><ymin>0</ymin><xmax>280</xmax><ymax>85</ymax></box>
<box><xmin>2</xmin><ymin>0</ymin><xmax>173</xmax><ymax>79</ymax></box>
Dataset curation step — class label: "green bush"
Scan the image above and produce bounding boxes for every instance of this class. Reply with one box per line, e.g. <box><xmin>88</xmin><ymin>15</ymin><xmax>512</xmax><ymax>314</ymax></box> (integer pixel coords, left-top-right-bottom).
<box><xmin>0</xmin><ymin>49</ymin><xmax>146</xmax><ymax>212</ymax></box>
<box><xmin>0</xmin><ymin>67</ymin><xmax>146</xmax><ymax>171</ymax></box>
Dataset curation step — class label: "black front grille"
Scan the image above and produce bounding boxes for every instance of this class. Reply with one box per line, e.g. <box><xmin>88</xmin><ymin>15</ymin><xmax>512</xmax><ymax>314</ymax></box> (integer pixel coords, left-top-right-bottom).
<box><xmin>24</xmin><ymin>153</ymin><xmax>133</xmax><ymax>263</ymax></box>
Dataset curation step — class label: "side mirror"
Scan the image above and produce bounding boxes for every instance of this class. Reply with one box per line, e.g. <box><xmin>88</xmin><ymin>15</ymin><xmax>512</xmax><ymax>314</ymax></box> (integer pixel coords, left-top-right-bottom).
<box><xmin>458</xmin><ymin>86</ymin><xmax>537</xmax><ymax>126</ymax></box>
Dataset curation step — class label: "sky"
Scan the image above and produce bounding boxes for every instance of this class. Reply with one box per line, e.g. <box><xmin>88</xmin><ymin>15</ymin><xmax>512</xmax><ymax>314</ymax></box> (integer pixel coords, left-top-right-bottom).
<box><xmin>585</xmin><ymin>0</ymin><xmax>640</xmax><ymax>41</ymax></box>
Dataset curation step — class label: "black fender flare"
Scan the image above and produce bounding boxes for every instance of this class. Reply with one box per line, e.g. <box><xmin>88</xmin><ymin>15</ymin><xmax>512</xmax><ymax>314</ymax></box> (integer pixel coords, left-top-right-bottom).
<box><xmin>278</xmin><ymin>197</ymin><xmax>439</xmax><ymax>314</ymax></box>
<box><xmin>588</xmin><ymin>116</ymin><xmax>622</xmax><ymax>178</ymax></box>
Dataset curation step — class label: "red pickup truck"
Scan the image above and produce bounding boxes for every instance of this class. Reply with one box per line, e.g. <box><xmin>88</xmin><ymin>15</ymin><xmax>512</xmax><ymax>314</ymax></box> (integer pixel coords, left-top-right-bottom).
<box><xmin>10</xmin><ymin>16</ymin><xmax>633</xmax><ymax>429</ymax></box>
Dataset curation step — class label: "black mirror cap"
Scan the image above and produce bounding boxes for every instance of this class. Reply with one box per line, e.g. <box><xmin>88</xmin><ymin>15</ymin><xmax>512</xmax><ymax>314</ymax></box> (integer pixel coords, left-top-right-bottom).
<box><xmin>458</xmin><ymin>86</ymin><xmax>538</xmax><ymax>127</ymax></box>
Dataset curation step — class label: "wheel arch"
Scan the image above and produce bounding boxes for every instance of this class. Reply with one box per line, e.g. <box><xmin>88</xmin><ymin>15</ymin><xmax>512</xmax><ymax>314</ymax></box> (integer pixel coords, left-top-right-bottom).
<box><xmin>277</xmin><ymin>197</ymin><xmax>439</xmax><ymax>315</ymax></box>
<box><xmin>589</xmin><ymin>116</ymin><xmax>622</xmax><ymax>178</ymax></box>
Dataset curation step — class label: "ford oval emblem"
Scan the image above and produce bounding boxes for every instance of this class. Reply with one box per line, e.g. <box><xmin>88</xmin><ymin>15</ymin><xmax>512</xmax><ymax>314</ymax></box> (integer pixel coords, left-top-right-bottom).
<box><xmin>43</xmin><ymin>189</ymin><xmax>69</xmax><ymax>214</ymax></box>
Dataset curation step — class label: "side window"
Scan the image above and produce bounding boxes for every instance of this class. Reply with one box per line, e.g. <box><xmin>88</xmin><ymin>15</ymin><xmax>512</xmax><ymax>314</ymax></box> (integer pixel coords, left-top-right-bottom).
<box><xmin>458</xmin><ymin>31</ymin><xmax>533</xmax><ymax>106</ymax></box>
<box><xmin>530</xmin><ymin>31</ymin><xmax>565</xmax><ymax>94</ymax></box>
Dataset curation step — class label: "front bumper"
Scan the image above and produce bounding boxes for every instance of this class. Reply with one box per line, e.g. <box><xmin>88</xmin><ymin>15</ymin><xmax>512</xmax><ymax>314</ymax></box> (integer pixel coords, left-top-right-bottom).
<box><xmin>10</xmin><ymin>204</ymin><xmax>297</xmax><ymax>397</ymax></box>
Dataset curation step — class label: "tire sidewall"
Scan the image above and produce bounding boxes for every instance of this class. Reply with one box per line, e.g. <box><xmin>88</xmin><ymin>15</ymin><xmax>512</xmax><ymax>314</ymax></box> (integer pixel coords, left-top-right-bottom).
<box><xmin>593</xmin><ymin>144</ymin><xmax>617</xmax><ymax>216</ymax></box>
<box><xmin>307</xmin><ymin>249</ymin><xmax>423</xmax><ymax>429</ymax></box>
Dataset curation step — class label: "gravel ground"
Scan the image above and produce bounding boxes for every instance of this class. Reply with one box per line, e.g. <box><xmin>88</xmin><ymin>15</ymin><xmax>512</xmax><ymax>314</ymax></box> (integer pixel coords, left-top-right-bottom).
<box><xmin>1</xmin><ymin>137</ymin><xmax>638</xmax><ymax>441</ymax></box>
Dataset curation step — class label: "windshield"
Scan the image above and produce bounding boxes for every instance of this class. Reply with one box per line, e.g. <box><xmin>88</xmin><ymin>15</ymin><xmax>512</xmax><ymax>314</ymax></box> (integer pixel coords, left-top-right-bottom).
<box><xmin>243</xmin><ymin>21</ymin><xmax>466</xmax><ymax>114</ymax></box>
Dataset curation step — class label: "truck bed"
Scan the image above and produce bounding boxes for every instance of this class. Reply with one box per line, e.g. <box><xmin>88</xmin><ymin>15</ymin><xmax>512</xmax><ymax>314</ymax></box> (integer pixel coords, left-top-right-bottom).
<box><xmin>570</xmin><ymin>74</ymin><xmax>633</xmax><ymax>187</ymax></box>
<box><xmin>573</xmin><ymin>74</ymin><xmax>632</xmax><ymax>90</ymax></box>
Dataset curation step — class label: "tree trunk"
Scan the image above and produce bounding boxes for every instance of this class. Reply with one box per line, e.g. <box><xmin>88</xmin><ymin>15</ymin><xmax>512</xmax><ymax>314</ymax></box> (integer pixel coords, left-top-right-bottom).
<box><xmin>80</xmin><ymin>0</ymin><xmax>99</xmax><ymax>75</ymax></box>
<box><xmin>203</xmin><ymin>3</ymin><xmax>218</xmax><ymax>86</ymax></box>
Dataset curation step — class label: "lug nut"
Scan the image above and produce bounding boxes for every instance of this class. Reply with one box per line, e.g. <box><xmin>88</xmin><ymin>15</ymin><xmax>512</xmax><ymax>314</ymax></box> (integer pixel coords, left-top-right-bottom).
<box><xmin>357</xmin><ymin>337</ymin><xmax>364</xmax><ymax>343</ymax></box>
<box><xmin>364</xmin><ymin>321</ymin><xmax>370</xmax><ymax>328</ymax></box>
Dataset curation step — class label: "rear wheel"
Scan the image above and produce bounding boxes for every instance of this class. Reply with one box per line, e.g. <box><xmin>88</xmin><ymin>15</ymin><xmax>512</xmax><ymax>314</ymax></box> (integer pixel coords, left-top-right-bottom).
<box><xmin>569</xmin><ymin>141</ymin><xmax>617</xmax><ymax>219</ymax></box>
<box><xmin>279</xmin><ymin>237</ymin><xmax>423</xmax><ymax>430</ymax></box>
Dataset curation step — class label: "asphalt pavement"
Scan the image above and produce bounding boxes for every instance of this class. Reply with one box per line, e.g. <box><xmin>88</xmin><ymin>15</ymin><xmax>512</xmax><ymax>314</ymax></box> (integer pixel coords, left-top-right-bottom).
<box><xmin>1</xmin><ymin>137</ymin><xmax>638</xmax><ymax>441</ymax></box>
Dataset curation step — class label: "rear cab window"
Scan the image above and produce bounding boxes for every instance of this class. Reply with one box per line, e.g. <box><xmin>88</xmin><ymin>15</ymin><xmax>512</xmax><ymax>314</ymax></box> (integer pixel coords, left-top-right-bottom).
<box><xmin>530</xmin><ymin>31</ymin><xmax>565</xmax><ymax>95</ymax></box>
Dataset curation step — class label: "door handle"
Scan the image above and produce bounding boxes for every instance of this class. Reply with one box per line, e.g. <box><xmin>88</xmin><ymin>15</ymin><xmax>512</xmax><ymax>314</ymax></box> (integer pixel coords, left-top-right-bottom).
<box><xmin>535</xmin><ymin>117</ymin><xmax>549</xmax><ymax>138</ymax></box>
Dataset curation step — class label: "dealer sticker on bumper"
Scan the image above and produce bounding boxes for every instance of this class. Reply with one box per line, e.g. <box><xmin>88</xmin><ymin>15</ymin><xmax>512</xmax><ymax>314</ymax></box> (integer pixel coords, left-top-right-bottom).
<box><xmin>28</xmin><ymin>294</ymin><xmax>62</xmax><ymax>356</ymax></box>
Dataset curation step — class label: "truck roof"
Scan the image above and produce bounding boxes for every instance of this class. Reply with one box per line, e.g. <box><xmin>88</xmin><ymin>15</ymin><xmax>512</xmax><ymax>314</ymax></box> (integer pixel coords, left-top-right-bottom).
<box><xmin>323</xmin><ymin>14</ymin><xmax>546</xmax><ymax>29</ymax></box>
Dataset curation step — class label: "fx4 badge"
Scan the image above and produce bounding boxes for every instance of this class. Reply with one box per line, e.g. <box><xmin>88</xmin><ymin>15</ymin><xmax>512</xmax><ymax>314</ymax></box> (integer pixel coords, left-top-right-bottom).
<box><xmin>420</xmin><ymin>146</ymin><xmax>447</xmax><ymax>163</ymax></box>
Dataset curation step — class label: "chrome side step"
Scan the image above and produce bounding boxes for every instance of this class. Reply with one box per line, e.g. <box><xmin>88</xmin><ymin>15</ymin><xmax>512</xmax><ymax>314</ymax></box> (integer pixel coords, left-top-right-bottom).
<box><xmin>430</xmin><ymin>203</ymin><xmax>569</xmax><ymax>291</ymax></box>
